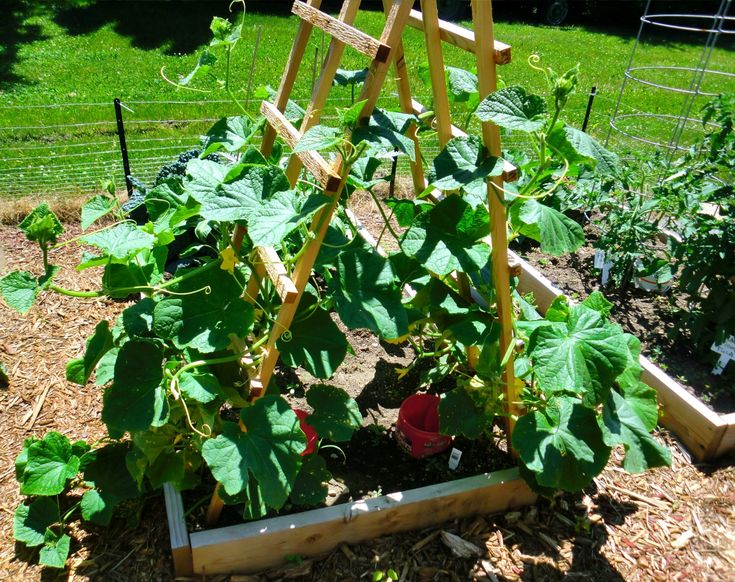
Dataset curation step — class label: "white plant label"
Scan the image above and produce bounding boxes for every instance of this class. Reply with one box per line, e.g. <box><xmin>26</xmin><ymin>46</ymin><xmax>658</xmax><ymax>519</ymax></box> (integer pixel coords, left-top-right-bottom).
<box><xmin>711</xmin><ymin>336</ymin><xmax>735</xmax><ymax>375</ymax></box>
<box><xmin>448</xmin><ymin>448</ymin><xmax>462</xmax><ymax>471</ymax></box>
<box><xmin>601</xmin><ymin>261</ymin><xmax>613</xmax><ymax>286</ymax></box>
<box><xmin>593</xmin><ymin>249</ymin><xmax>606</xmax><ymax>269</ymax></box>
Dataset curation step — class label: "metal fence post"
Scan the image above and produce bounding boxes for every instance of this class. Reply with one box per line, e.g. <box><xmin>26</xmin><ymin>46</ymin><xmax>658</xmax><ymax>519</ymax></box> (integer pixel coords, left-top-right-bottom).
<box><xmin>114</xmin><ymin>98</ymin><xmax>133</xmax><ymax>199</ymax></box>
<box><xmin>582</xmin><ymin>86</ymin><xmax>597</xmax><ymax>133</ymax></box>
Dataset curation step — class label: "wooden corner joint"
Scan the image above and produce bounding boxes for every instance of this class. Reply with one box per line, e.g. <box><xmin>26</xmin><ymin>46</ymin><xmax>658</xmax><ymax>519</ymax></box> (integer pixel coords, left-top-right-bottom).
<box><xmin>508</xmin><ymin>260</ymin><xmax>522</xmax><ymax>278</ymax></box>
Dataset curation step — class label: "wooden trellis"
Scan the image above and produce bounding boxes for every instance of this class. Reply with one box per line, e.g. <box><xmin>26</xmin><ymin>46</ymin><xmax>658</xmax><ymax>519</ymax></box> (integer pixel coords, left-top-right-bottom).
<box><xmin>209</xmin><ymin>0</ymin><xmax>521</xmax><ymax>529</ymax></box>
<box><xmin>235</xmin><ymin>0</ymin><xmax>520</xmax><ymax>423</ymax></box>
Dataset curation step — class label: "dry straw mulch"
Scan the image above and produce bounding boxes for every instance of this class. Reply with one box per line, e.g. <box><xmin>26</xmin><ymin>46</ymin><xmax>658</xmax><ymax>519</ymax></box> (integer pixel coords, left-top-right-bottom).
<box><xmin>0</xmin><ymin>222</ymin><xmax>733</xmax><ymax>581</ymax></box>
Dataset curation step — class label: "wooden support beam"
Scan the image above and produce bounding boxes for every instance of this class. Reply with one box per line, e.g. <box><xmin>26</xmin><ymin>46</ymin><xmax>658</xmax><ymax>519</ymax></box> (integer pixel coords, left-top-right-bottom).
<box><xmin>471</xmin><ymin>0</ymin><xmax>518</xmax><ymax>445</ymax></box>
<box><xmin>260</xmin><ymin>0</ymin><xmax>324</xmax><ymax>158</ymax></box>
<box><xmin>189</xmin><ymin>468</ymin><xmax>535</xmax><ymax>575</ymax></box>
<box><xmin>261</xmin><ymin>101</ymin><xmax>342</xmax><ymax>194</ymax></box>
<box><xmin>406</xmin><ymin>8</ymin><xmax>511</xmax><ymax>64</ymax></box>
<box><xmin>286</xmin><ymin>0</ymin><xmax>362</xmax><ymax>186</ymax></box>
<box><xmin>253</xmin><ymin>246</ymin><xmax>298</xmax><ymax>304</ymax></box>
<box><xmin>164</xmin><ymin>483</ymin><xmax>193</xmax><ymax>577</ymax></box>
<box><xmin>292</xmin><ymin>1</ymin><xmax>391</xmax><ymax>62</ymax></box>
<box><xmin>420</xmin><ymin>0</ymin><xmax>453</xmax><ymax>148</ymax></box>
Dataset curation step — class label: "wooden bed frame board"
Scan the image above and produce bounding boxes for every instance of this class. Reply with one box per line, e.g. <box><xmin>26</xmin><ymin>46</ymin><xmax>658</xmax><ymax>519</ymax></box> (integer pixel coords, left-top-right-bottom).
<box><xmin>164</xmin><ymin>467</ymin><xmax>534</xmax><ymax>576</ymax></box>
<box><xmin>509</xmin><ymin>249</ymin><xmax>735</xmax><ymax>462</ymax></box>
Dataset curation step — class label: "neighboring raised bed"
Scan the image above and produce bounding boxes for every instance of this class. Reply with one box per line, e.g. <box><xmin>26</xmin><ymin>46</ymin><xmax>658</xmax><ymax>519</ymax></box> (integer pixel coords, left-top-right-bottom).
<box><xmin>511</xmin><ymin>250</ymin><xmax>735</xmax><ymax>462</ymax></box>
<box><xmin>165</xmin><ymin>468</ymin><xmax>534</xmax><ymax>576</ymax></box>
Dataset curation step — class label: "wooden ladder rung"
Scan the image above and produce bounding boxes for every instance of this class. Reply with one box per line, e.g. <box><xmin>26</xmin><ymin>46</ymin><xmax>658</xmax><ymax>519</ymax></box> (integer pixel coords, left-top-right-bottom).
<box><xmin>261</xmin><ymin>101</ymin><xmax>343</xmax><ymax>194</ymax></box>
<box><xmin>292</xmin><ymin>1</ymin><xmax>391</xmax><ymax>63</ymax></box>
<box><xmin>254</xmin><ymin>246</ymin><xmax>299</xmax><ymax>304</ymax></box>
<box><xmin>407</xmin><ymin>9</ymin><xmax>511</xmax><ymax>65</ymax></box>
<box><xmin>410</xmin><ymin>98</ymin><xmax>518</xmax><ymax>183</ymax></box>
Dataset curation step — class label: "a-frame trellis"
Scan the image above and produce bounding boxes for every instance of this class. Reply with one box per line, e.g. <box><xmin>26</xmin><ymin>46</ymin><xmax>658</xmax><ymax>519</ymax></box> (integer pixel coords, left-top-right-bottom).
<box><xmin>207</xmin><ymin>0</ymin><xmax>522</xmax><ymax>525</ymax></box>
<box><xmin>166</xmin><ymin>2</ymin><xmax>538</xmax><ymax>575</ymax></box>
<box><xmin>242</xmin><ymin>0</ymin><xmax>519</xmax><ymax>416</ymax></box>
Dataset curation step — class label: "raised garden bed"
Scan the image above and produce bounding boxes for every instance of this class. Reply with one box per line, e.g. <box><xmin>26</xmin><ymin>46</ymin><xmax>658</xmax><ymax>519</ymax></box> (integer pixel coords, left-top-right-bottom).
<box><xmin>512</xmin><ymin>250</ymin><xmax>735</xmax><ymax>462</ymax></box>
<box><xmin>165</xmin><ymin>467</ymin><xmax>534</xmax><ymax>575</ymax></box>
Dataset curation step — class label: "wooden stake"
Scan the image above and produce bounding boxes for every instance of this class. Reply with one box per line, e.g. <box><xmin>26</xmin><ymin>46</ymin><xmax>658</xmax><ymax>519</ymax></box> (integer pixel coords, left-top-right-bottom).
<box><xmin>470</xmin><ymin>0</ymin><xmax>519</xmax><ymax>444</ymax></box>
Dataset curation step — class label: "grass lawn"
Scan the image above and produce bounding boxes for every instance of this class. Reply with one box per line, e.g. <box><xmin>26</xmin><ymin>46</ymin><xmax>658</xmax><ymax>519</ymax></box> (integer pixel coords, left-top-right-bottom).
<box><xmin>0</xmin><ymin>1</ymin><xmax>732</xmax><ymax>199</ymax></box>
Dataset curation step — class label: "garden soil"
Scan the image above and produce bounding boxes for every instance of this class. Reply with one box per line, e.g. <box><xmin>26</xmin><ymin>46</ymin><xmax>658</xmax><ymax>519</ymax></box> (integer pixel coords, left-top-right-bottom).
<box><xmin>1</xmin><ymin>221</ymin><xmax>734</xmax><ymax>581</ymax></box>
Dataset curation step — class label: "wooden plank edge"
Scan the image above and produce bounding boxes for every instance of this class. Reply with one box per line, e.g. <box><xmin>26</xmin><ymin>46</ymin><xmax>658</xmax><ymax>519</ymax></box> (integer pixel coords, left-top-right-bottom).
<box><xmin>509</xmin><ymin>249</ymin><xmax>732</xmax><ymax>461</ymax></box>
<box><xmin>164</xmin><ymin>482</ymin><xmax>193</xmax><ymax>577</ymax></box>
<box><xmin>189</xmin><ymin>467</ymin><xmax>534</xmax><ymax>575</ymax></box>
<box><xmin>292</xmin><ymin>1</ymin><xmax>391</xmax><ymax>63</ymax></box>
<box><xmin>406</xmin><ymin>9</ymin><xmax>511</xmax><ymax>64</ymax></box>
<box><xmin>714</xmin><ymin>413</ymin><xmax>735</xmax><ymax>458</ymax></box>
<box><xmin>255</xmin><ymin>246</ymin><xmax>298</xmax><ymax>304</ymax></box>
<box><xmin>409</xmin><ymin>98</ymin><xmax>517</xmax><ymax>182</ymax></box>
<box><xmin>260</xmin><ymin>101</ymin><xmax>342</xmax><ymax>193</ymax></box>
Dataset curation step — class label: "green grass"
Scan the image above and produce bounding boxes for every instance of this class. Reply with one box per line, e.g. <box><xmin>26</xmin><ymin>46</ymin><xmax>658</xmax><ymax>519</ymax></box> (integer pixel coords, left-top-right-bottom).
<box><xmin>0</xmin><ymin>2</ymin><xmax>732</xmax><ymax>199</ymax></box>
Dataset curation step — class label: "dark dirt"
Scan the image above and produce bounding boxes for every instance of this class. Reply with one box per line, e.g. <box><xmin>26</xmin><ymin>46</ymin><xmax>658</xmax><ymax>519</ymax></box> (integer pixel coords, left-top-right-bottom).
<box><xmin>514</xmin><ymin>220</ymin><xmax>735</xmax><ymax>415</ymax></box>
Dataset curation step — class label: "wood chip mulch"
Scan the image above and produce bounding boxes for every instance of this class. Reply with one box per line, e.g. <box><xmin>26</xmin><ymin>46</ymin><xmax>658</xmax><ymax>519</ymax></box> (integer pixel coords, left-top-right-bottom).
<box><xmin>0</xmin><ymin>223</ymin><xmax>733</xmax><ymax>581</ymax></box>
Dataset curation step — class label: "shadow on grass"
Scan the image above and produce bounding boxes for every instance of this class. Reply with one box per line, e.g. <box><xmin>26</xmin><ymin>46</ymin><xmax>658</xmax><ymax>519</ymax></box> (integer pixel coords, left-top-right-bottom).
<box><xmin>0</xmin><ymin>1</ymin><xmax>48</xmax><ymax>90</ymax></box>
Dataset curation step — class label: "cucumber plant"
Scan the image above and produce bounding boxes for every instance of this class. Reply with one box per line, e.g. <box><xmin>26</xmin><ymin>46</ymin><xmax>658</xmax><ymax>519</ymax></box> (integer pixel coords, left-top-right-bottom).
<box><xmin>1</xmin><ymin>8</ymin><xmax>671</xmax><ymax>570</ymax></box>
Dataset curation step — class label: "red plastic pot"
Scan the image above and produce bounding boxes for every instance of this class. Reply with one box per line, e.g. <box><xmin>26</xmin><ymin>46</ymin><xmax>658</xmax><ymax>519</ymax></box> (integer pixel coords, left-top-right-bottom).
<box><xmin>294</xmin><ymin>408</ymin><xmax>318</xmax><ymax>456</ymax></box>
<box><xmin>395</xmin><ymin>394</ymin><xmax>453</xmax><ymax>459</ymax></box>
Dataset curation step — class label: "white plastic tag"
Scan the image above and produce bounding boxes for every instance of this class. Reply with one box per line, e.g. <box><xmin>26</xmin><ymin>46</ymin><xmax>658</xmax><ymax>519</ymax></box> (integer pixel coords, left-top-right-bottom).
<box><xmin>593</xmin><ymin>249</ymin><xmax>606</xmax><ymax>269</ymax></box>
<box><xmin>711</xmin><ymin>336</ymin><xmax>734</xmax><ymax>375</ymax></box>
<box><xmin>601</xmin><ymin>261</ymin><xmax>613</xmax><ymax>286</ymax></box>
<box><xmin>448</xmin><ymin>448</ymin><xmax>462</xmax><ymax>470</ymax></box>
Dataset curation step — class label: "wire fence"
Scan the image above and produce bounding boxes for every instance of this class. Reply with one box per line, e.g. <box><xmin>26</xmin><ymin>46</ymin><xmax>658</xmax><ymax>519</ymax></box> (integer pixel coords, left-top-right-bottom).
<box><xmin>0</xmin><ymin>88</ymin><xmax>633</xmax><ymax>201</ymax></box>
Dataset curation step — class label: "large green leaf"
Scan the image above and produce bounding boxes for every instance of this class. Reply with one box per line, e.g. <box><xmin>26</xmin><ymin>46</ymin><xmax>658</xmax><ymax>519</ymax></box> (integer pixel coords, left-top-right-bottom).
<box><xmin>153</xmin><ymin>267</ymin><xmax>254</xmax><ymax>353</ymax></box>
<box><xmin>178</xmin><ymin>370</ymin><xmax>223</xmax><ymax>404</ymax></box>
<box><xmin>200</xmin><ymin>165</ymin><xmax>290</xmax><ymax>222</ymax></box>
<box><xmin>145</xmin><ymin>180</ymin><xmax>190</xmax><ymax>222</ymax></box>
<box><xmin>81</xmin><ymin>223</ymin><xmax>155</xmax><ymax>259</ymax></box>
<box><xmin>352</xmin><ymin>125</ymin><xmax>416</xmax><ymax>162</ymax></box>
<box><xmin>66</xmin><ymin>321</ymin><xmax>114</xmax><ymax>385</ymax></box>
<box><xmin>80</xmin><ymin>490</ymin><xmax>116</xmax><ymax>526</ymax></box>
<box><xmin>306</xmin><ymin>385</ymin><xmax>362</xmax><ymax>442</ymax></box>
<box><xmin>563</xmin><ymin>127</ymin><xmax>619</xmax><ymax>175</ymax></box>
<box><xmin>81</xmin><ymin>195</ymin><xmax>117</xmax><ymax>230</ymax></box>
<box><xmin>528</xmin><ymin>304</ymin><xmax>630</xmax><ymax>406</ymax></box>
<box><xmin>512</xmin><ymin>396</ymin><xmax>611</xmax><ymax>491</ymax></box>
<box><xmin>332</xmin><ymin>244</ymin><xmax>408</xmax><ymax>340</ymax></box>
<box><xmin>514</xmin><ymin>199</ymin><xmax>584</xmax><ymax>256</ymax></box>
<box><xmin>19</xmin><ymin>204</ymin><xmax>63</xmax><ymax>245</ymax></box>
<box><xmin>121</xmin><ymin>297</ymin><xmax>156</xmax><ymax>338</ymax></box>
<box><xmin>474</xmin><ymin>86</ymin><xmax>547</xmax><ymax>132</ymax></box>
<box><xmin>102</xmin><ymin>341</ymin><xmax>165</xmax><ymax>433</ymax></box>
<box><xmin>400</xmin><ymin>195</ymin><xmax>490</xmax><ymax>276</ymax></box>
<box><xmin>601</xmin><ymin>389</ymin><xmax>671</xmax><ymax>473</ymax></box>
<box><xmin>445</xmin><ymin>66</ymin><xmax>478</xmax><ymax>104</ymax></box>
<box><xmin>333</xmin><ymin>68</ymin><xmax>368</xmax><ymax>86</ymax></box>
<box><xmin>39</xmin><ymin>531</ymin><xmax>71</xmax><ymax>569</ymax></box>
<box><xmin>290</xmin><ymin>454</ymin><xmax>331</xmax><ymax>506</ymax></box>
<box><xmin>439</xmin><ymin>380</ymin><xmax>496</xmax><ymax>439</ymax></box>
<box><xmin>431</xmin><ymin>137</ymin><xmax>504</xmax><ymax>207</ymax></box>
<box><xmin>277</xmin><ymin>306</ymin><xmax>348</xmax><ymax>379</ymax></box>
<box><xmin>94</xmin><ymin>347</ymin><xmax>119</xmax><ymax>386</ymax></box>
<box><xmin>20</xmin><ymin>432</ymin><xmax>80</xmax><ymax>496</ymax></box>
<box><xmin>202</xmin><ymin>396</ymin><xmax>306</xmax><ymax>508</ymax></box>
<box><xmin>184</xmin><ymin>158</ymin><xmax>229</xmax><ymax>203</ymax></box>
<box><xmin>0</xmin><ymin>270</ymin><xmax>40</xmax><ymax>314</ymax></box>
<box><xmin>247</xmin><ymin>191</ymin><xmax>330</xmax><ymax>247</ymax></box>
<box><xmin>201</xmin><ymin>116</ymin><xmax>255</xmax><ymax>156</ymax></box>
<box><xmin>294</xmin><ymin>125</ymin><xmax>342</xmax><ymax>153</ymax></box>
<box><xmin>82</xmin><ymin>443</ymin><xmax>139</xmax><ymax>502</ymax></box>
<box><xmin>13</xmin><ymin>497</ymin><xmax>59</xmax><ymax>547</ymax></box>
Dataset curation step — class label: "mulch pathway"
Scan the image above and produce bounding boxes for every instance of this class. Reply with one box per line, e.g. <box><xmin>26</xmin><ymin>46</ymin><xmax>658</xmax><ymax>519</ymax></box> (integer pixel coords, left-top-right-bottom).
<box><xmin>1</xmin><ymin>222</ymin><xmax>733</xmax><ymax>581</ymax></box>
